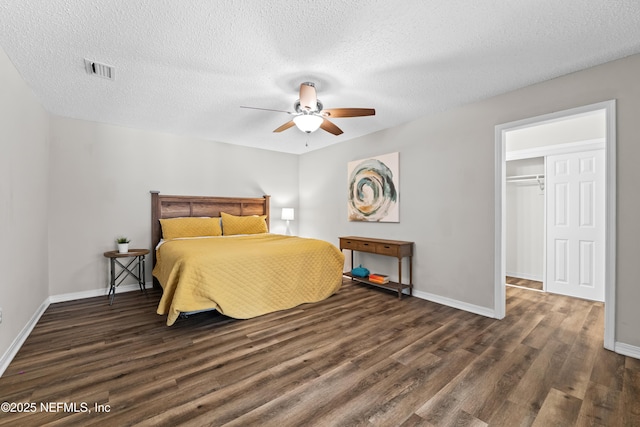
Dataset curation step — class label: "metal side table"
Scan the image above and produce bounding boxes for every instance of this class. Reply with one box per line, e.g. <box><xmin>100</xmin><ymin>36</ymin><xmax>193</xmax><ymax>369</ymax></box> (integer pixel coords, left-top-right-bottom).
<box><xmin>103</xmin><ymin>248</ymin><xmax>149</xmax><ymax>305</ymax></box>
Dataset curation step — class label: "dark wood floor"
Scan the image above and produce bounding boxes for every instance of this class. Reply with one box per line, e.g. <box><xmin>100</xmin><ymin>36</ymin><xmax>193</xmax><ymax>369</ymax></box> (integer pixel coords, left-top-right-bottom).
<box><xmin>506</xmin><ymin>276</ymin><xmax>543</xmax><ymax>291</ymax></box>
<box><xmin>1</xmin><ymin>280</ymin><xmax>638</xmax><ymax>426</ymax></box>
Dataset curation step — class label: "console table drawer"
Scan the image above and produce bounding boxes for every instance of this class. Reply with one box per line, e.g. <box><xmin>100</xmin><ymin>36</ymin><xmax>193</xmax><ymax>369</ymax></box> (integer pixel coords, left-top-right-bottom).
<box><xmin>341</xmin><ymin>238</ymin><xmax>379</xmax><ymax>253</ymax></box>
<box><xmin>341</xmin><ymin>238</ymin><xmax>365</xmax><ymax>251</ymax></box>
<box><xmin>375</xmin><ymin>243</ymin><xmax>399</xmax><ymax>256</ymax></box>
<box><xmin>340</xmin><ymin>237</ymin><xmax>408</xmax><ymax>257</ymax></box>
<box><xmin>357</xmin><ymin>241</ymin><xmax>376</xmax><ymax>252</ymax></box>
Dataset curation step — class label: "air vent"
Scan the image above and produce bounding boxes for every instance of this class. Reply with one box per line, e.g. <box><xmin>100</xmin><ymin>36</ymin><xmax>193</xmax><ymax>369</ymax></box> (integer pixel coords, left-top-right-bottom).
<box><xmin>84</xmin><ymin>59</ymin><xmax>115</xmax><ymax>80</ymax></box>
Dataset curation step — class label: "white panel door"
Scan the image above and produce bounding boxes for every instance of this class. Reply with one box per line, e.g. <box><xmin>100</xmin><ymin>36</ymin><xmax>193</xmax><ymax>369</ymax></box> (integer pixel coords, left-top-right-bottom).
<box><xmin>545</xmin><ymin>149</ymin><xmax>605</xmax><ymax>301</ymax></box>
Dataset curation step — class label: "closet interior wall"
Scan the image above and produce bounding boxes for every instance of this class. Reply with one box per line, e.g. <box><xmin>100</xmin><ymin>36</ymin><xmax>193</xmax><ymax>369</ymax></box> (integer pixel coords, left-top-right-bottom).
<box><xmin>506</xmin><ymin>157</ymin><xmax>545</xmax><ymax>282</ymax></box>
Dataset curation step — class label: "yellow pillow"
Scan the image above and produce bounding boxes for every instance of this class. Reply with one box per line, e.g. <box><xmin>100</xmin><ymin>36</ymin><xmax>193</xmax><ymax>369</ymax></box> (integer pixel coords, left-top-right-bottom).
<box><xmin>159</xmin><ymin>217</ymin><xmax>222</xmax><ymax>239</ymax></box>
<box><xmin>221</xmin><ymin>212</ymin><xmax>268</xmax><ymax>235</ymax></box>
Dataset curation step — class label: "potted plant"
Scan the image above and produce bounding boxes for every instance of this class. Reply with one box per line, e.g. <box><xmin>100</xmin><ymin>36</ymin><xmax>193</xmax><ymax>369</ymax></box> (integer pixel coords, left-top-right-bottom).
<box><xmin>116</xmin><ymin>236</ymin><xmax>130</xmax><ymax>253</ymax></box>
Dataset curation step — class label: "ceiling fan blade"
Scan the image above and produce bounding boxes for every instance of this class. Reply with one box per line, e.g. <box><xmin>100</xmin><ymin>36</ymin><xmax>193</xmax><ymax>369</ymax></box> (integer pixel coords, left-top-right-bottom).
<box><xmin>273</xmin><ymin>120</ymin><xmax>296</xmax><ymax>133</ymax></box>
<box><xmin>320</xmin><ymin>118</ymin><xmax>343</xmax><ymax>135</ymax></box>
<box><xmin>322</xmin><ymin>108</ymin><xmax>376</xmax><ymax>118</ymax></box>
<box><xmin>241</xmin><ymin>106</ymin><xmax>293</xmax><ymax>114</ymax></box>
<box><xmin>299</xmin><ymin>82</ymin><xmax>317</xmax><ymax>110</ymax></box>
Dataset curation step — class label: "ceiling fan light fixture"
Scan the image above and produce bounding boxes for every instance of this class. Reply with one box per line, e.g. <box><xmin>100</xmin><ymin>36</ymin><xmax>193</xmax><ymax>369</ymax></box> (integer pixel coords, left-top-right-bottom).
<box><xmin>243</xmin><ymin>82</ymin><xmax>374</xmax><ymax>136</ymax></box>
<box><xmin>293</xmin><ymin>114</ymin><xmax>323</xmax><ymax>133</ymax></box>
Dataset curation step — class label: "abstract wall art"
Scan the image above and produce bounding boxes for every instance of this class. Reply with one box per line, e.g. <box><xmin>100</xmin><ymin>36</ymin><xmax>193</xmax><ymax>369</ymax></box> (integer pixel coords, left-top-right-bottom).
<box><xmin>347</xmin><ymin>152</ymin><xmax>399</xmax><ymax>222</ymax></box>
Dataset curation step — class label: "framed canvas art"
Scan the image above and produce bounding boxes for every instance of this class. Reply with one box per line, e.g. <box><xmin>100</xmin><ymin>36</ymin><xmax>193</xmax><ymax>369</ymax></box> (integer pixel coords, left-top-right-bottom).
<box><xmin>347</xmin><ymin>152</ymin><xmax>399</xmax><ymax>222</ymax></box>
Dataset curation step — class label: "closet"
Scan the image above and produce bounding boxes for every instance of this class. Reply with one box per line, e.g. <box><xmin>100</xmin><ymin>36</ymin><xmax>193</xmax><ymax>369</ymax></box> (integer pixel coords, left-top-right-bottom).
<box><xmin>504</xmin><ymin>108</ymin><xmax>608</xmax><ymax>301</ymax></box>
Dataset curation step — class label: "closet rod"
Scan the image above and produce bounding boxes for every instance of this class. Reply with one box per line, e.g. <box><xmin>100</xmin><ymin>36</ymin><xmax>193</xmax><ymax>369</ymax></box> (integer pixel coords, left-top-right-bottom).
<box><xmin>506</xmin><ymin>174</ymin><xmax>545</xmax><ymax>191</ymax></box>
<box><xmin>506</xmin><ymin>173</ymin><xmax>544</xmax><ymax>181</ymax></box>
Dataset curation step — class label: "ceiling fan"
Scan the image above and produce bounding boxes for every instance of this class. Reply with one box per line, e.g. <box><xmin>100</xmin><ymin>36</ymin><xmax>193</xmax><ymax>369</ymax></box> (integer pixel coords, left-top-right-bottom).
<box><xmin>241</xmin><ymin>82</ymin><xmax>375</xmax><ymax>135</ymax></box>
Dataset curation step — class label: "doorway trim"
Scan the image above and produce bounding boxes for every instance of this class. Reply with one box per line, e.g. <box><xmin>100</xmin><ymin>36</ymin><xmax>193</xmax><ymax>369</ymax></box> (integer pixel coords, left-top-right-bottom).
<box><xmin>494</xmin><ymin>100</ymin><xmax>616</xmax><ymax>350</ymax></box>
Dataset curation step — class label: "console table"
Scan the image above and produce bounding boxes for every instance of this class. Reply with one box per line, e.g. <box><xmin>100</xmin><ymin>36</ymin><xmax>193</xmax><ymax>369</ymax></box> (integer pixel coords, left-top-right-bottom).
<box><xmin>339</xmin><ymin>236</ymin><xmax>414</xmax><ymax>299</ymax></box>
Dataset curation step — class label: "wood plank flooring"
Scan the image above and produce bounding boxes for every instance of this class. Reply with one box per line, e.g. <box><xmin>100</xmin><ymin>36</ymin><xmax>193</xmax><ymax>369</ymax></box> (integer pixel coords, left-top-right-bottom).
<box><xmin>1</xmin><ymin>279</ymin><xmax>638</xmax><ymax>426</ymax></box>
<box><xmin>506</xmin><ymin>276</ymin><xmax>543</xmax><ymax>291</ymax></box>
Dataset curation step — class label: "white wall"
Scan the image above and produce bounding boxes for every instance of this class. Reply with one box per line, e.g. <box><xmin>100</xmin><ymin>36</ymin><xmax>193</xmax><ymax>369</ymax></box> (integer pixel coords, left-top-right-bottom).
<box><xmin>506</xmin><ymin>158</ymin><xmax>544</xmax><ymax>281</ymax></box>
<box><xmin>47</xmin><ymin>117</ymin><xmax>299</xmax><ymax>295</ymax></box>
<box><xmin>300</xmin><ymin>53</ymin><xmax>640</xmax><ymax>348</ymax></box>
<box><xmin>300</xmin><ymin>108</ymin><xmax>497</xmax><ymax>308</ymax></box>
<box><xmin>0</xmin><ymin>47</ymin><xmax>50</xmax><ymax>358</ymax></box>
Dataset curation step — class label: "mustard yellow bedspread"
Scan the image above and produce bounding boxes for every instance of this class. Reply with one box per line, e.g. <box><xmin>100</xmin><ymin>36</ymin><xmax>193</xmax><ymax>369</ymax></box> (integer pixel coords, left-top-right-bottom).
<box><xmin>152</xmin><ymin>234</ymin><xmax>344</xmax><ymax>325</ymax></box>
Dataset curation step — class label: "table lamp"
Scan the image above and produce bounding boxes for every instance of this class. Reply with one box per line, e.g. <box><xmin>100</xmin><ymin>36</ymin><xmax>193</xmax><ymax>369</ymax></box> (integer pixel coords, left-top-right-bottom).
<box><xmin>281</xmin><ymin>208</ymin><xmax>294</xmax><ymax>235</ymax></box>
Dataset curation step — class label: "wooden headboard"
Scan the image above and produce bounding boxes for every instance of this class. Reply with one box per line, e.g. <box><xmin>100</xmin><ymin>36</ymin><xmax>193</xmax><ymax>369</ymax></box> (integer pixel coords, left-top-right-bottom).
<box><xmin>150</xmin><ymin>191</ymin><xmax>270</xmax><ymax>266</ymax></box>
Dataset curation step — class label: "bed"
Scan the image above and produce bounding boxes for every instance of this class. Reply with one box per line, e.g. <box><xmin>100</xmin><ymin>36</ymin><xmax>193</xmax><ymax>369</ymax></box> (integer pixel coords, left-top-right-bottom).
<box><xmin>150</xmin><ymin>192</ymin><xmax>344</xmax><ymax>325</ymax></box>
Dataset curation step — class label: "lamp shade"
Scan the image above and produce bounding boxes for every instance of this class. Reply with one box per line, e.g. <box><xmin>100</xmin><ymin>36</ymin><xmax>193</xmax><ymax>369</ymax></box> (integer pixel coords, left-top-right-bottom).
<box><xmin>293</xmin><ymin>114</ymin><xmax>323</xmax><ymax>133</ymax></box>
<box><xmin>281</xmin><ymin>208</ymin><xmax>295</xmax><ymax>221</ymax></box>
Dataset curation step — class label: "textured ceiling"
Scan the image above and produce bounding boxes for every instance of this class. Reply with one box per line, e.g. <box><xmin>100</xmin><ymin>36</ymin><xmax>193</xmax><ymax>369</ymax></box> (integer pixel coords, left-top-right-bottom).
<box><xmin>1</xmin><ymin>1</ymin><xmax>640</xmax><ymax>154</ymax></box>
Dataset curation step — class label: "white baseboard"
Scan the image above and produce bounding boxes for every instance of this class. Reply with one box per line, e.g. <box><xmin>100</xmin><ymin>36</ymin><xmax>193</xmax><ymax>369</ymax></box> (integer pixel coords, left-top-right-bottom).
<box><xmin>505</xmin><ymin>271</ymin><xmax>543</xmax><ymax>282</ymax></box>
<box><xmin>0</xmin><ymin>298</ymin><xmax>50</xmax><ymax>377</ymax></box>
<box><xmin>1</xmin><ymin>281</ymin><xmax>153</xmax><ymax>377</ymax></box>
<box><xmin>48</xmin><ymin>283</ymin><xmax>148</xmax><ymax>303</ymax></box>
<box><xmin>412</xmin><ymin>289</ymin><xmax>497</xmax><ymax>319</ymax></box>
<box><xmin>615</xmin><ymin>341</ymin><xmax>640</xmax><ymax>360</ymax></box>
